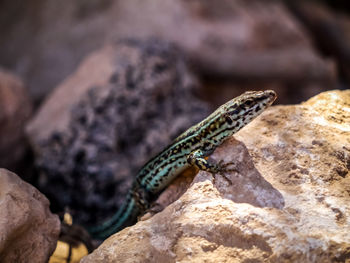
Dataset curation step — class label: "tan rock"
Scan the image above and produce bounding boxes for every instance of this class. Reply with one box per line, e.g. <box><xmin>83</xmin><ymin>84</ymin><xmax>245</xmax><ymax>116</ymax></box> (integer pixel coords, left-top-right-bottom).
<box><xmin>0</xmin><ymin>69</ymin><xmax>32</xmax><ymax>171</ymax></box>
<box><xmin>82</xmin><ymin>90</ymin><xmax>350</xmax><ymax>263</ymax></box>
<box><xmin>0</xmin><ymin>169</ymin><xmax>60</xmax><ymax>263</ymax></box>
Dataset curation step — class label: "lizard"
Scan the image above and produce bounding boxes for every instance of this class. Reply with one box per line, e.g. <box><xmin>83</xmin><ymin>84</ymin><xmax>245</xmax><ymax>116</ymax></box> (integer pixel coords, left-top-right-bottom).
<box><xmin>88</xmin><ymin>90</ymin><xmax>277</xmax><ymax>240</ymax></box>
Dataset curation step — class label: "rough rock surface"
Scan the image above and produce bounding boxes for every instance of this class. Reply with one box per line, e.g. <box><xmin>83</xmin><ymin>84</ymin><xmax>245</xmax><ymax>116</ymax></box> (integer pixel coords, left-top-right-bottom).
<box><xmin>0</xmin><ymin>69</ymin><xmax>32</xmax><ymax>172</ymax></box>
<box><xmin>82</xmin><ymin>90</ymin><xmax>350</xmax><ymax>262</ymax></box>
<box><xmin>26</xmin><ymin>39</ymin><xmax>209</xmax><ymax>225</ymax></box>
<box><xmin>0</xmin><ymin>0</ymin><xmax>334</xmax><ymax>101</ymax></box>
<box><xmin>0</xmin><ymin>169</ymin><xmax>60</xmax><ymax>263</ymax></box>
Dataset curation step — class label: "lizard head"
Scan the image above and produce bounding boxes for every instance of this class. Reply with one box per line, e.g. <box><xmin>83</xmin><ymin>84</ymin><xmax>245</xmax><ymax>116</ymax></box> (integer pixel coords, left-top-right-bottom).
<box><xmin>188</xmin><ymin>90</ymin><xmax>277</xmax><ymax>142</ymax></box>
<box><xmin>222</xmin><ymin>90</ymin><xmax>277</xmax><ymax>130</ymax></box>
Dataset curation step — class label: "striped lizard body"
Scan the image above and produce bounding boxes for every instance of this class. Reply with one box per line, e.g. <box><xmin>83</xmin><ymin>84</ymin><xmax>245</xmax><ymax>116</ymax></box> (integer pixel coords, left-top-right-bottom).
<box><xmin>88</xmin><ymin>90</ymin><xmax>277</xmax><ymax>239</ymax></box>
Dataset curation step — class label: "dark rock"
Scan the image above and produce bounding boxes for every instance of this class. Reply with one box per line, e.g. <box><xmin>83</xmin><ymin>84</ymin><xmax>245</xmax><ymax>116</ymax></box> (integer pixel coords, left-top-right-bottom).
<box><xmin>26</xmin><ymin>39</ymin><xmax>209</xmax><ymax>226</ymax></box>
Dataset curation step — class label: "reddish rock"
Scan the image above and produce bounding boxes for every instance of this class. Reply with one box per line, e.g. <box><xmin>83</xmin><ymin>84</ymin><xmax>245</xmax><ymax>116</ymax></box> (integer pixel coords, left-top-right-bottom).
<box><xmin>0</xmin><ymin>69</ymin><xmax>32</xmax><ymax>172</ymax></box>
<box><xmin>0</xmin><ymin>168</ymin><xmax>60</xmax><ymax>263</ymax></box>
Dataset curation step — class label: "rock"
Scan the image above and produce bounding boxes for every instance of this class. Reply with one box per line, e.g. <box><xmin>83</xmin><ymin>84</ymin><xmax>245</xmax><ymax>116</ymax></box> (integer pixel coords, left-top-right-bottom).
<box><xmin>26</xmin><ymin>39</ymin><xmax>209</xmax><ymax>226</ymax></box>
<box><xmin>0</xmin><ymin>69</ymin><xmax>32</xmax><ymax>172</ymax></box>
<box><xmin>0</xmin><ymin>168</ymin><xmax>60</xmax><ymax>263</ymax></box>
<box><xmin>285</xmin><ymin>0</ymin><xmax>350</xmax><ymax>86</ymax></box>
<box><xmin>81</xmin><ymin>90</ymin><xmax>350</xmax><ymax>262</ymax></box>
<box><xmin>0</xmin><ymin>0</ymin><xmax>334</xmax><ymax>101</ymax></box>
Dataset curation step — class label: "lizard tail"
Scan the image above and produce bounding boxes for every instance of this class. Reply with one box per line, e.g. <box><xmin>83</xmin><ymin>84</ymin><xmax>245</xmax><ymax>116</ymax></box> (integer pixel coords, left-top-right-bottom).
<box><xmin>87</xmin><ymin>192</ymin><xmax>140</xmax><ymax>240</ymax></box>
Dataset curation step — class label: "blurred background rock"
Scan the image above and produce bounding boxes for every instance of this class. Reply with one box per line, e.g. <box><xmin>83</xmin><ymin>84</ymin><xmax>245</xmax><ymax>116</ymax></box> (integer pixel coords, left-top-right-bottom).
<box><xmin>1</xmin><ymin>0</ymin><xmax>348</xmax><ymax>106</ymax></box>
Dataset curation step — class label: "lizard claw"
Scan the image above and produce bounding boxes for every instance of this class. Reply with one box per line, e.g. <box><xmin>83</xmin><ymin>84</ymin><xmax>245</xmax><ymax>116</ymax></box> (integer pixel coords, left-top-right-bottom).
<box><xmin>217</xmin><ymin>160</ymin><xmax>238</xmax><ymax>173</ymax></box>
<box><xmin>212</xmin><ymin>160</ymin><xmax>239</xmax><ymax>185</ymax></box>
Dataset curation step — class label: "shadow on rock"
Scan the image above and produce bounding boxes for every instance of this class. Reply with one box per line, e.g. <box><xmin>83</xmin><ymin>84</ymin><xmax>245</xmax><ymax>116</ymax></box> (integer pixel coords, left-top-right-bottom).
<box><xmin>195</xmin><ymin>137</ymin><xmax>285</xmax><ymax>209</ymax></box>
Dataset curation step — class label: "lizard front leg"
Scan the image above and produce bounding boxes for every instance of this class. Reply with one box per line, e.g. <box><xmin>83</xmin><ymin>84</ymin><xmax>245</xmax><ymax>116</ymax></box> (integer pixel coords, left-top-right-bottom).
<box><xmin>187</xmin><ymin>148</ymin><xmax>237</xmax><ymax>184</ymax></box>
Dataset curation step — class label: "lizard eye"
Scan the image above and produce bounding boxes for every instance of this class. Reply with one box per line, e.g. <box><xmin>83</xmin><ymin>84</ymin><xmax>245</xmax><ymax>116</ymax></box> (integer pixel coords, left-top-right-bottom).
<box><xmin>245</xmin><ymin>100</ymin><xmax>253</xmax><ymax>106</ymax></box>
